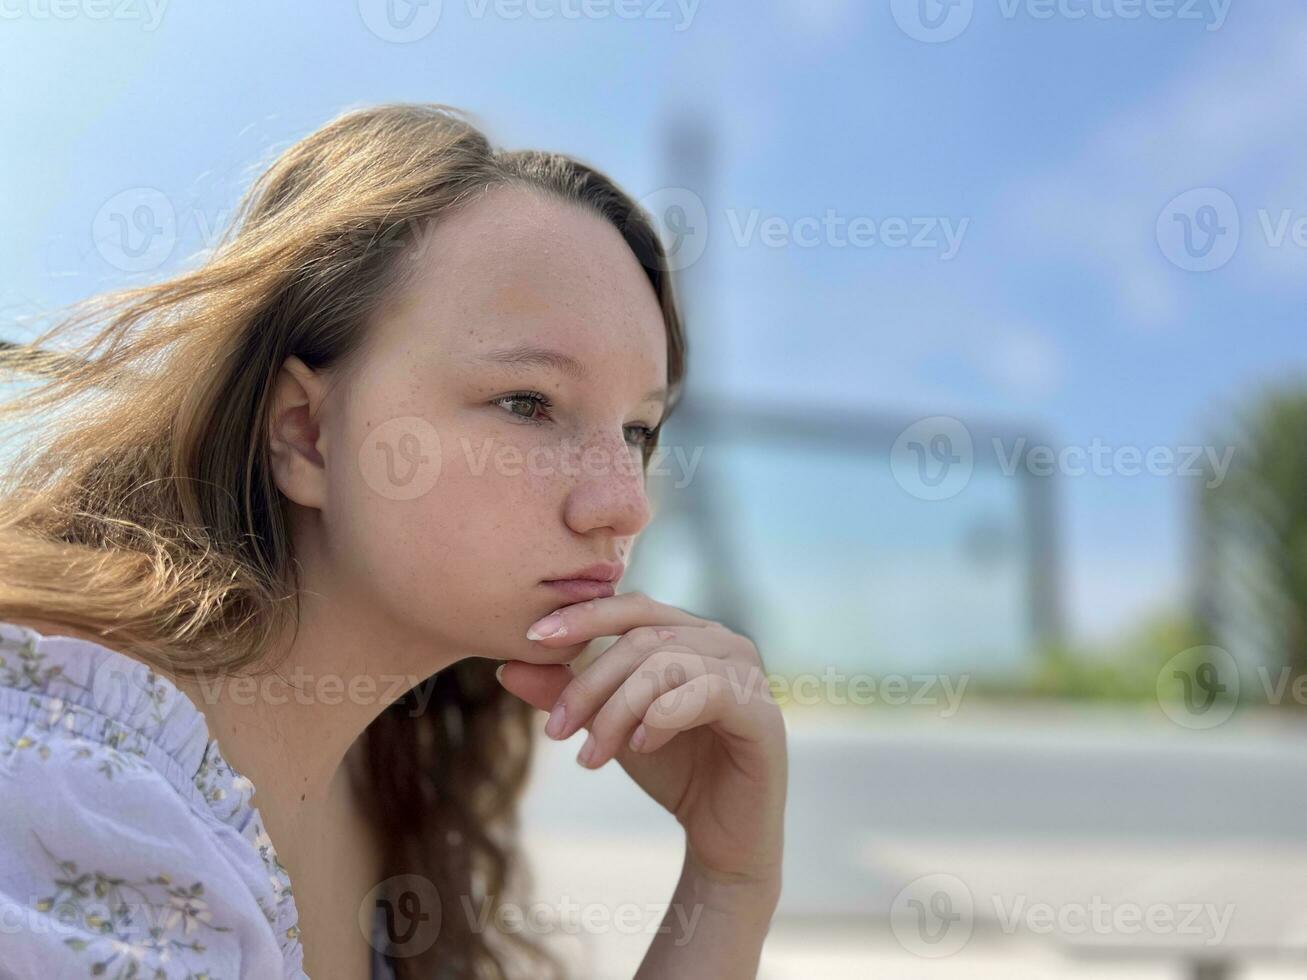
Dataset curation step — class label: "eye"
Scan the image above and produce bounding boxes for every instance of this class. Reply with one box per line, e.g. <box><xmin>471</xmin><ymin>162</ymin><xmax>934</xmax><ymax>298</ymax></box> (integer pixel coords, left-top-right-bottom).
<box><xmin>492</xmin><ymin>390</ymin><xmax>553</xmax><ymax>424</ymax></box>
<box><xmin>625</xmin><ymin>424</ymin><xmax>657</xmax><ymax>450</ymax></box>
<box><xmin>493</xmin><ymin>390</ymin><xmax>659</xmax><ymax>449</ymax></box>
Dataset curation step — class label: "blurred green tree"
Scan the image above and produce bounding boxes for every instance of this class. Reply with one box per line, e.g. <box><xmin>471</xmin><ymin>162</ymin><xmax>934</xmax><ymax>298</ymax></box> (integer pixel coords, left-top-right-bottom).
<box><xmin>1196</xmin><ymin>383</ymin><xmax>1307</xmax><ymax>686</ymax></box>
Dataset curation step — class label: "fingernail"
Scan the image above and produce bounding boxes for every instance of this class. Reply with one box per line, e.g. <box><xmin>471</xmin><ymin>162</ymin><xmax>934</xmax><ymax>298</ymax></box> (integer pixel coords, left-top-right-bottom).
<box><xmin>527</xmin><ymin>612</ymin><xmax>565</xmax><ymax>641</ymax></box>
<box><xmin>630</xmin><ymin>724</ymin><xmax>647</xmax><ymax>752</ymax></box>
<box><xmin>545</xmin><ymin>702</ymin><xmax>567</xmax><ymax>739</ymax></box>
<box><xmin>577</xmin><ymin>733</ymin><xmax>597</xmax><ymax>767</ymax></box>
<box><xmin>495</xmin><ymin>664</ymin><xmax>507</xmax><ymax>684</ymax></box>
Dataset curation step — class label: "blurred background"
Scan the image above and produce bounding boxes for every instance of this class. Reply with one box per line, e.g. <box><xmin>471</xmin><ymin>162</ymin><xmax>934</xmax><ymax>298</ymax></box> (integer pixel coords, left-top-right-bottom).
<box><xmin>4</xmin><ymin>2</ymin><xmax>1307</xmax><ymax>977</ymax></box>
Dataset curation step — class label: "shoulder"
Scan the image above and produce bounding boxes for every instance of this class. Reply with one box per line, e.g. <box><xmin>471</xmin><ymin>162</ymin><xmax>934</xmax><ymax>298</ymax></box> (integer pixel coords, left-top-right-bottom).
<box><xmin>0</xmin><ymin>724</ymin><xmax>286</xmax><ymax>978</ymax></box>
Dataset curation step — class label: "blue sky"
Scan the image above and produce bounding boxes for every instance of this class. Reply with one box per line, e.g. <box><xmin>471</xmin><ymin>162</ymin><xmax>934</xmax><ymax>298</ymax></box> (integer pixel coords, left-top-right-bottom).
<box><xmin>2</xmin><ymin>1</ymin><xmax>1303</xmax><ymax>645</ymax></box>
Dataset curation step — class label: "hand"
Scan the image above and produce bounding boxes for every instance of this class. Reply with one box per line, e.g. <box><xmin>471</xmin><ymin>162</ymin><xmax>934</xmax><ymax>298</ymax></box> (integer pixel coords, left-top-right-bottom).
<box><xmin>496</xmin><ymin>591</ymin><xmax>787</xmax><ymax>889</ymax></box>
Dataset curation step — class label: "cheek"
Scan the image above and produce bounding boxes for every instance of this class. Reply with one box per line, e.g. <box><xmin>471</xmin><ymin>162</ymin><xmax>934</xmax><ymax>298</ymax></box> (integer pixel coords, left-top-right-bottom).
<box><xmin>429</xmin><ymin>439</ymin><xmax>563</xmax><ymax>553</ymax></box>
<box><xmin>326</xmin><ymin>407</ymin><xmax>565</xmax><ymax>621</ymax></box>
<box><xmin>445</xmin><ymin>413</ymin><xmax>569</xmax><ymax>512</ymax></box>
<box><xmin>344</xmin><ymin>469</ymin><xmax>567</xmax><ymax>652</ymax></box>
<box><xmin>318</xmin><ymin>368</ymin><xmax>580</xmax><ymax>629</ymax></box>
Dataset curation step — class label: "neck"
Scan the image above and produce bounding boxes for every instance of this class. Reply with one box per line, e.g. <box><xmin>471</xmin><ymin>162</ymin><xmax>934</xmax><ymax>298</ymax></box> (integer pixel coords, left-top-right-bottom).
<box><xmin>12</xmin><ymin>518</ymin><xmax>465</xmax><ymax>858</ymax></box>
<box><xmin>174</xmin><ymin>588</ymin><xmax>452</xmax><ymax>811</ymax></box>
<box><xmin>165</xmin><ymin>585</ymin><xmax>455</xmax><ymax>890</ymax></box>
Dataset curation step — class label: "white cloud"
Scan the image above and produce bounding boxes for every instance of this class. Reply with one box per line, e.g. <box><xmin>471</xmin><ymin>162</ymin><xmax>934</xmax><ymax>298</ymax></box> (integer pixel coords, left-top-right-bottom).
<box><xmin>773</xmin><ymin>0</ymin><xmax>861</xmax><ymax>43</ymax></box>
<box><xmin>999</xmin><ymin>9</ymin><xmax>1307</xmax><ymax>328</ymax></box>
<box><xmin>978</xmin><ymin>325</ymin><xmax>1064</xmax><ymax>401</ymax></box>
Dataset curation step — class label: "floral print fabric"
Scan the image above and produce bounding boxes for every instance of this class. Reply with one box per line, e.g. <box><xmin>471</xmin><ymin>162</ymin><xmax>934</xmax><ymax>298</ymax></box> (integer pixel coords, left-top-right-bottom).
<box><xmin>0</xmin><ymin>620</ymin><xmax>316</xmax><ymax>978</ymax></box>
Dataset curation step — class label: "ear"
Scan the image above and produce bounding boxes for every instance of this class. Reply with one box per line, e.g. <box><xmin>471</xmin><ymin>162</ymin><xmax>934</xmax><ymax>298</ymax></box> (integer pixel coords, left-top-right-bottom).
<box><xmin>267</xmin><ymin>355</ymin><xmax>330</xmax><ymax>510</ymax></box>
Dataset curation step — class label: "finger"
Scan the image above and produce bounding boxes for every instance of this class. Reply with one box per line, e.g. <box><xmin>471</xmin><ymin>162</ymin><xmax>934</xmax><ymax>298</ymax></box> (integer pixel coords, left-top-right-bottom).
<box><xmin>525</xmin><ymin>591</ymin><xmax>713</xmax><ymax>651</ymax></box>
<box><xmin>578</xmin><ymin>650</ymin><xmax>715</xmax><ymax>769</ymax></box>
<box><xmin>547</xmin><ymin>626</ymin><xmax>730</xmax><ymax>741</ymax></box>
<box><xmin>495</xmin><ymin>660</ymin><xmax>571</xmax><ymax>713</ymax></box>
<box><xmin>631</xmin><ymin>670</ymin><xmax>774</xmax><ymax>755</ymax></box>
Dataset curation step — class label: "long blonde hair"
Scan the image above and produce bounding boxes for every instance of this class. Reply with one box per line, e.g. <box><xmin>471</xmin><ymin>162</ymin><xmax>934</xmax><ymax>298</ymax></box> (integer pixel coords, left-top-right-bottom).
<box><xmin>0</xmin><ymin>102</ymin><xmax>687</xmax><ymax>979</ymax></box>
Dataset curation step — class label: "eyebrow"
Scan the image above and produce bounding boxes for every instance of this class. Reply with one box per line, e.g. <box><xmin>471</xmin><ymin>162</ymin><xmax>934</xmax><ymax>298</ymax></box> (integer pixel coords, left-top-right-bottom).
<box><xmin>473</xmin><ymin>343</ymin><xmax>668</xmax><ymax>406</ymax></box>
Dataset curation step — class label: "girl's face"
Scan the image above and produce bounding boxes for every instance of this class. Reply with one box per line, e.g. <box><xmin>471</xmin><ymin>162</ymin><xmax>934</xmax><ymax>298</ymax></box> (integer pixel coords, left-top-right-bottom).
<box><xmin>294</xmin><ymin>185</ymin><xmax>669</xmax><ymax>667</ymax></box>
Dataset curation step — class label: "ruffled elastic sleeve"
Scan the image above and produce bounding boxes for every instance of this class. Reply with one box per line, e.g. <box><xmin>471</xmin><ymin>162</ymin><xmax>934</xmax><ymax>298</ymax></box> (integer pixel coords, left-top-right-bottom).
<box><xmin>0</xmin><ymin>725</ymin><xmax>288</xmax><ymax>979</ymax></box>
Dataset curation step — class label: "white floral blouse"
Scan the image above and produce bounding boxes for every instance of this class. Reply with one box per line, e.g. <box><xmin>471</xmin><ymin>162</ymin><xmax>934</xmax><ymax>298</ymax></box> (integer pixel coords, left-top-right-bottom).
<box><xmin>0</xmin><ymin>620</ymin><xmax>398</xmax><ymax>979</ymax></box>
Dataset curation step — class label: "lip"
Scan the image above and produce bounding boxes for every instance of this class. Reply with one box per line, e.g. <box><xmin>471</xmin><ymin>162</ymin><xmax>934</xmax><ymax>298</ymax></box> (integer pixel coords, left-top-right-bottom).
<box><xmin>542</xmin><ymin>579</ymin><xmax>618</xmax><ymax>601</ymax></box>
<box><xmin>546</xmin><ymin>560</ymin><xmax>625</xmax><ymax>584</ymax></box>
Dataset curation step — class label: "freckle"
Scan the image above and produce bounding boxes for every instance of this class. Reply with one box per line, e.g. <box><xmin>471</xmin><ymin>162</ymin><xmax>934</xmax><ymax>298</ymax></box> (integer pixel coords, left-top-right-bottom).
<box><xmin>300</xmin><ymin>793</ymin><xmax>306</xmax><ymax>802</ymax></box>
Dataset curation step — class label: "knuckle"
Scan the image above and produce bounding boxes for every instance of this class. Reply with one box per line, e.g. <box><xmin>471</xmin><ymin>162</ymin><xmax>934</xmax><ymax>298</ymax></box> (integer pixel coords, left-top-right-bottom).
<box><xmin>590</xmin><ymin>699</ymin><xmax>624</xmax><ymax>737</ymax></box>
<box><xmin>564</xmin><ymin>671</ymin><xmax>597</xmax><ymax>705</ymax></box>
<box><xmin>641</xmin><ymin>649</ymin><xmax>676</xmax><ymax>678</ymax></box>
<box><xmin>740</xmin><ymin>664</ymin><xmax>770</xmax><ymax>698</ymax></box>
<box><xmin>645</xmin><ymin>648</ymin><xmax>701</xmax><ymax>680</ymax></box>
<box><xmin>628</xmin><ymin>660</ymin><xmax>666</xmax><ymax>695</ymax></box>
<box><xmin>643</xmin><ymin>653</ymin><xmax>684</xmax><ymax>674</ymax></box>
<box><xmin>728</xmin><ymin>633</ymin><xmax>762</xmax><ymax>663</ymax></box>
<box><xmin>704</xmin><ymin>672</ymin><xmax>733</xmax><ymax>698</ymax></box>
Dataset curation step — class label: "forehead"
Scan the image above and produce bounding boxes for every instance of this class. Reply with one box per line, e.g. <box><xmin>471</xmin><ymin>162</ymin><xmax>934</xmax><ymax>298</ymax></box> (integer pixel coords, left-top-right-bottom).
<box><xmin>379</xmin><ymin>184</ymin><xmax>668</xmax><ymax>376</ymax></box>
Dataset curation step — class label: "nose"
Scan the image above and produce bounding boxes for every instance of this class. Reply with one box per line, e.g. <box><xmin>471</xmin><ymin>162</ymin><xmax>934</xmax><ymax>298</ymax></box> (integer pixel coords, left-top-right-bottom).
<box><xmin>560</xmin><ymin>429</ymin><xmax>653</xmax><ymax>539</ymax></box>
